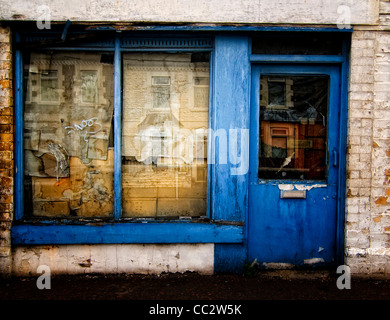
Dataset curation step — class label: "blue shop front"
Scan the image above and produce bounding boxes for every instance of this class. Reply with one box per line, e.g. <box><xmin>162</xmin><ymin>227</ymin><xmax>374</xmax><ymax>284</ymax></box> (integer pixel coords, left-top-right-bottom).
<box><xmin>11</xmin><ymin>24</ymin><xmax>350</xmax><ymax>273</ymax></box>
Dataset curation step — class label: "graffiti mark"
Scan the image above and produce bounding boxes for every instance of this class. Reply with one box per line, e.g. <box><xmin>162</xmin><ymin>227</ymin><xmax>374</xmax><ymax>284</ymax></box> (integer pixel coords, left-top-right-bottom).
<box><xmin>47</xmin><ymin>141</ymin><xmax>69</xmax><ymax>181</ymax></box>
<box><xmin>65</xmin><ymin>117</ymin><xmax>102</xmax><ymax>142</ymax></box>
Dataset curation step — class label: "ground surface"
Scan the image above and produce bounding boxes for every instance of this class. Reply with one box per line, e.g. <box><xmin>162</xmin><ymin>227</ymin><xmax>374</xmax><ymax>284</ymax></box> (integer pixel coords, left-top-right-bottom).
<box><xmin>1</xmin><ymin>270</ymin><xmax>389</xmax><ymax>301</ymax></box>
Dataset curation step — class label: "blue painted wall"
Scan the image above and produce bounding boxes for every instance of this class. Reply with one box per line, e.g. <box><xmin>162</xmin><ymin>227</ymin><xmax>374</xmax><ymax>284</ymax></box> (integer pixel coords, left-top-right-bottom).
<box><xmin>212</xmin><ymin>35</ymin><xmax>250</xmax><ymax>273</ymax></box>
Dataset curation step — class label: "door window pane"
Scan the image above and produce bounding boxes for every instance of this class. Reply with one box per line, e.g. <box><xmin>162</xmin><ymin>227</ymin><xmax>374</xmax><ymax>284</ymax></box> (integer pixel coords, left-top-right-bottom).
<box><xmin>122</xmin><ymin>53</ymin><xmax>209</xmax><ymax>217</ymax></box>
<box><xmin>259</xmin><ymin>75</ymin><xmax>328</xmax><ymax>180</ymax></box>
<box><xmin>23</xmin><ymin>52</ymin><xmax>114</xmax><ymax>218</ymax></box>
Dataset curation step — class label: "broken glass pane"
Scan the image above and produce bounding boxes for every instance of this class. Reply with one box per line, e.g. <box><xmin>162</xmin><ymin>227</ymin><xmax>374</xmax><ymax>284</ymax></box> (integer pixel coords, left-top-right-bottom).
<box><xmin>122</xmin><ymin>53</ymin><xmax>209</xmax><ymax>217</ymax></box>
<box><xmin>23</xmin><ymin>52</ymin><xmax>114</xmax><ymax>218</ymax></box>
<box><xmin>259</xmin><ymin>75</ymin><xmax>328</xmax><ymax>180</ymax></box>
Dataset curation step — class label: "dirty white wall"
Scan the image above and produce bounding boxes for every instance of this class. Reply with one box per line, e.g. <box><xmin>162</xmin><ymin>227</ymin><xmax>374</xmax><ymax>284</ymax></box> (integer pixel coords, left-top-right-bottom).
<box><xmin>0</xmin><ymin>0</ymin><xmax>379</xmax><ymax>25</ymax></box>
<box><xmin>12</xmin><ymin>244</ymin><xmax>214</xmax><ymax>275</ymax></box>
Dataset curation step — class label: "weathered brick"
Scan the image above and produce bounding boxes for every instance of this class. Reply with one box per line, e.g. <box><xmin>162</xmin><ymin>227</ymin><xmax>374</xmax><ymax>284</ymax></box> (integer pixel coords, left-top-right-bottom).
<box><xmin>0</xmin><ymin>133</ymin><xmax>13</xmax><ymax>141</ymax></box>
<box><xmin>0</xmin><ymin>158</ymin><xmax>13</xmax><ymax>170</ymax></box>
<box><xmin>0</xmin><ymin>107</ymin><xmax>13</xmax><ymax>116</ymax></box>
<box><xmin>0</xmin><ymin>206</ymin><xmax>12</xmax><ymax>221</ymax></box>
<box><xmin>0</xmin><ymin>125</ymin><xmax>13</xmax><ymax>133</ymax></box>
<box><xmin>0</xmin><ymin>116</ymin><xmax>12</xmax><ymax>124</ymax></box>
<box><xmin>0</xmin><ymin>25</ymin><xmax>15</xmax><ymax>277</ymax></box>
<box><xmin>0</xmin><ymin>142</ymin><xmax>13</xmax><ymax>151</ymax></box>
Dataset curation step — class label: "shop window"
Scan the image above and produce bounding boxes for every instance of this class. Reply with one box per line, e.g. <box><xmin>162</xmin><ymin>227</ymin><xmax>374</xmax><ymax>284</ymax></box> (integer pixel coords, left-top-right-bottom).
<box><xmin>23</xmin><ymin>52</ymin><xmax>115</xmax><ymax>218</ymax></box>
<box><xmin>22</xmin><ymin>48</ymin><xmax>210</xmax><ymax>219</ymax></box>
<box><xmin>121</xmin><ymin>53</ymin><xmax>209</xmax><ymax>218</ymax></box>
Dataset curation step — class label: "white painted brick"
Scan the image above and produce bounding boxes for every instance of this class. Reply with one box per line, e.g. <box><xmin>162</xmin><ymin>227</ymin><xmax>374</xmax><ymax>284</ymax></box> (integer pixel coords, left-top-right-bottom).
<box><xmin>348</xmin><ymin>179</ymin><xmax>372</xmax><ymax>188</ymax></box>
<box><xmin>349</xmin><ymin>170</ymin><xmax>360</xmax><ymax>179</ymax></box>
<box><xmin>380</xmin><ymin>1</ymin><xmax>390</xmax><ymax>14</ymax></box>
<box><xmin>349</xmin><ymin>83</ymin><xmax>375</xmax><ymax>92</ymax></box>
<box><xmin>374</xmin><ymin>90</ymin><xmax>390</xmax><ymax>102</ymax></box>
<box><xmin>360</xmin><ymin>169</ymin><xmax>372</xmax><ymax>179</ymax></box>
<box><xmin>351</xmin><ymin>39</ymin><xmax>376</xmax><ymax>49</ymax></box>
<box><xmin>350</xmin><ymin>91</ymin><xmax>375</xmax><ymax>101</ymax></box>
<box><xmin>359</xmin><ymin>188</ymin><xmax>372</xmax><ymax>197</ymax></box>
<box><xmin>349</xmin><ymin>135</ymin><xmax>361</xmax><ymax>145</ymax></box>
<box><xmin>375</xmin><ymin>71</ymin><xmax>390</xmax><ymax>82</ymax></box>
<box><xmin>350</xmin><ymin>73</ymin><xmax>375</xmax><ymax>84</ymax></box>
<box><xmin>346</xmin><ymin>230</ymin><xmax>370</xmax><ymax>248</ymax></box>
<box><xmin>348</xmin><ymin>108</ymin><xmax>373</xmax><ymax>119</ymax></box>
<box><xmin>348</xmin><ymin>161</ymin><xmax>369</xmax><ymax>171</ymax></box>
<box><xmin>347</xmin><ymin>204</ymin><xmax>359</xmax><ymax>214</ymax></box>
<box><xmin>352</xmin><ymin>30</ymin><xmax>377</xmax><ymax>40</ymax></box>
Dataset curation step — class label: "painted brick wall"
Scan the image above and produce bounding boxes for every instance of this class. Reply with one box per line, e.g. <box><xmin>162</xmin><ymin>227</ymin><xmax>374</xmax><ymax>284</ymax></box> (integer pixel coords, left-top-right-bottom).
<box><xmin>0</xmin><ymin>25</ymin><xmax>13</xmax><ymax>276</ymax></box>
<box><xmin>345</xmin><ymin>1</ymin><xmax>390</xmax><ymax>275</ymax></box>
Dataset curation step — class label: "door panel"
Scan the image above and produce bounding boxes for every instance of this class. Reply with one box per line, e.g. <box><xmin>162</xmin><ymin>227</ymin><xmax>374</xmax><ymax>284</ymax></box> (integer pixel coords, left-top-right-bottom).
<box><xmin>248</xmin><ymin>65</ymin><xmax>341</xmax><ymax>266</ymax></box>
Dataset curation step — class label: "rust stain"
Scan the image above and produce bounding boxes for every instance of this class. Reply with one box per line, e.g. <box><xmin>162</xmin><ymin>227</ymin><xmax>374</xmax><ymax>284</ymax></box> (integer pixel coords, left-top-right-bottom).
<box><xmin>386</xmin><ymin>149</ymin><xmax>390</xmax><ymax>157</ymax></box>
<box><xmin>384</xmin><ymin>226</ymin><xmax>390</xmax><ymax>232</ymax></box>
<box><xmin>375</xmin><ymin>196</ymin><xmax>388</xmax><ymax>205</ymax></box>
<box><xmin>373</xmin><ymin>141</ymin><xmax>379</xmax><ymax>148</ymax></box>
<box><xmin>0</xmin><ymin>80</ymin><xmax>10</xmax><ymax>88</ymax></box>
<box><xmin>12</xmin><ymin>14</ymin><xmax>26</xmax><ymax>19</ymax></box>
<box><xmin>373</xmin><ymin>216</ymin><xmax>382</xmax><ymax>223</ymax></box>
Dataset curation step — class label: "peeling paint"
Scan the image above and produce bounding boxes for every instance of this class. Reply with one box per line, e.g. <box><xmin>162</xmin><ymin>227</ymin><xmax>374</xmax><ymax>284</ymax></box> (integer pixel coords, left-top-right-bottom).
<box><xmin>277</xmin><ymin>184</ymin><xmax>327</xmax><ymax>191</ymax></box>
<box><xmin>262</xmin><ymin>262</ymin><xmax>294</xmax><ymax>269</ymax></box>
<box><xmin>277</xmin><ymin>184</ymin><xmax>295</xmax><ymax>191</ymax></box>
<box><xmin>303</xmin><ymin>258</ymin><xmax>325</xmax><ymax>265</ymax></box>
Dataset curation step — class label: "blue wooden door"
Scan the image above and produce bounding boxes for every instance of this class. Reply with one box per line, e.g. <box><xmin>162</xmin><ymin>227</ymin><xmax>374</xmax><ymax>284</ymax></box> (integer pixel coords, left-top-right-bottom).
<box><xmin>248</xmin><ymin>64</ymin><xmax>341</xmax><ymax>266</ymax></box>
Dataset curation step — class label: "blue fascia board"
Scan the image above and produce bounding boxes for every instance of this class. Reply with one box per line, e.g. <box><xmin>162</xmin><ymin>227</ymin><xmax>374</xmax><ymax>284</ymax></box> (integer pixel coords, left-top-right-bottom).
<box><xmin>11</xmin><ymin>223</ymin><xmax>244</xmax><ymax>245</ymax></box>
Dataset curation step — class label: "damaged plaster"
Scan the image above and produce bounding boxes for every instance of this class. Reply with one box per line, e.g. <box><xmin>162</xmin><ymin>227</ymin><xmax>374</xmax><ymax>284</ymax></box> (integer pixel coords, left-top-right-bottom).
<box><xmin>12</xmin><ymin>244</ymin><xmax>214</xmax><ymax>276</ymax></box>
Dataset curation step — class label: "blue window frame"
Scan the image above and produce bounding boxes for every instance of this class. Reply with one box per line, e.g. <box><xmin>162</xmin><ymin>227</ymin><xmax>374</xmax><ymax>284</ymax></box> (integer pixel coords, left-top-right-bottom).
<box><xmin>12</xmin><ymin>29</ymin><xmax>244</xmax><ymax>245</ymax></box>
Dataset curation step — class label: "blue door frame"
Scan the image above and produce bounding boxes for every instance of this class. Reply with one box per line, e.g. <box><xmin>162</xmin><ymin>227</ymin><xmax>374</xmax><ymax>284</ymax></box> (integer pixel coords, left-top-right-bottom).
<box><xmin>248</xmin><ymin>64</ymin><xmax>344</xmax><ymax>267</ymax></box>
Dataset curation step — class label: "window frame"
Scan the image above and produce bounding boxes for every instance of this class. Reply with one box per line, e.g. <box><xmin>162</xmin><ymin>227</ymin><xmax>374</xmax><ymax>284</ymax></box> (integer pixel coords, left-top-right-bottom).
<box><xmin>12</xmin><ymin>30</ymin><xmax>244</xmax><ymax>245</ymax></box>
